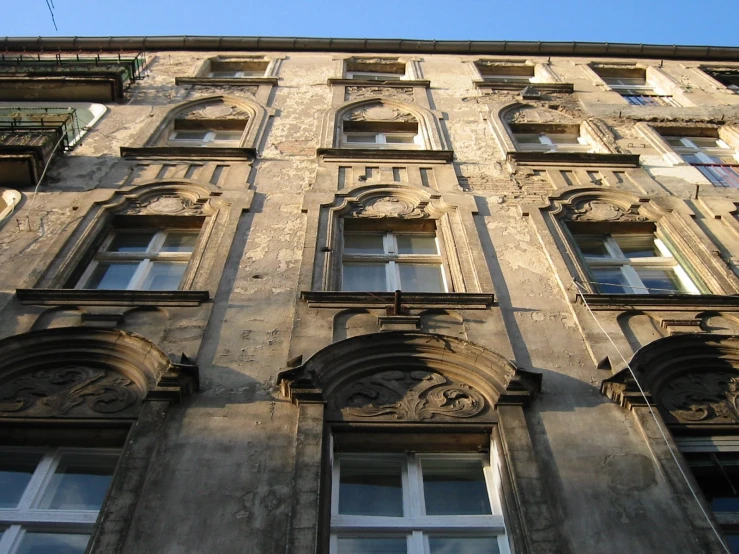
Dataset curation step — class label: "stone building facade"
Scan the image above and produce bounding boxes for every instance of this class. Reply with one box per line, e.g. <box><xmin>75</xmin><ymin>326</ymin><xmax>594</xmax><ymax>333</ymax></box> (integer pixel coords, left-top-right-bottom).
<box><xmin>0</xmin><ymin>37</ymin><xmax>739</xmax><ymax>554</ymax></box>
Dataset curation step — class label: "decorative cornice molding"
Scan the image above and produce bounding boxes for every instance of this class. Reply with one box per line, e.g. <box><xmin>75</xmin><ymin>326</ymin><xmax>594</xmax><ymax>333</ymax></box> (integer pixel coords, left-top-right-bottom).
<box><xmin>120</xmin><ymin>146</ymin><xmax>256</xmax><ymax>160</ymax></box>
<box><xmin>474</xmin><ymin>81</ymin><xmax>574</xmax><ymax>93</ymax></box>
<box><xmin>317</xmin><ymin>148</ymin><xmax>454</xmax><ymax>162</ymax></box>
<box><xmin>16</xmin><ymin>289</ymin><xmax>210</xmax><ymax>307</ymax></box>
<box><xmin>175</xmin><ymin>76</ymin><xmax>278</xmax><ymax>86</ymax></box>
<box><xmin>300</xmin><ymin>291</ymin><xmax>494</xmax><ymax>309</ymax></box>
<box><xmin>507</xmin><ymin>151</ymin><xmax>640</xmax><ymax>167</ymax></box>
<box><xmin>577</xmin><ymin>293</ymin><xmax>739</xmax><ymax>311</ymax></box>
<box><xmin>328</xmin><ymin>78</ymin><xmax>430</xmax><ymax>87</ymax></box>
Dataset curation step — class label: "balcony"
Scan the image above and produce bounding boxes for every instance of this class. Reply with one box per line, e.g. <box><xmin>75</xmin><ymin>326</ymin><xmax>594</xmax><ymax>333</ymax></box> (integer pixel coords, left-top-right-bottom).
<box><xmin>0</xmin><ymin>107</ymin><xmax>80</xmax><ymax>187</ymax></box>
<box><xmin>0</xmin><ymin>51</ymin><xmax>146</xmax><ymax>102</ymax></box>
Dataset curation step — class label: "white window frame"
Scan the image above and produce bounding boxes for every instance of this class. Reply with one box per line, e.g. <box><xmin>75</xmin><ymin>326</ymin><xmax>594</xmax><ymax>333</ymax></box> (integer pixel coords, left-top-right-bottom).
<box><xmin>342</xmin><ymin>131</ymin><xmax>422</xmax><ymax>149</ymax></box>
<box><xmin>330</xmin><ymin>452</ymin><xmax>510</xmax><ymax>554</ymax></box>
<box><xmin>166</xmin><ymin>129</ymin><xmax>243</xmax><ymax>147</ymax></box>
<box><xmin>664</xmin><ymin>136</ymin><xmax>739</xmax><ymax>188</ymax></box>
<box><xmin>600</xmin><ymin>76</ymin><xmax>679</xmax><ymax>106</ymax></box>
<box><xmin>514</xmin><ymin>132</ymin><xmax>592</xmax><ymax>153</ymax></box>
<box><xmin>341</xmin><ymin>230</ymin><xmax>447</xmax><ymax>292</ymax></box>
<box><xmin>0</xmin><ymin>447</ymin><xmax>119</xmax><ymax>554</ymax></box>
<box><xmin>346</xmin><ymin>71</ymin><xmax>404</xmax><ymax>81</ymax></box>
<box><xmin>207</xmin><ymin>70</ymin><xmax>265</xmax><ymax>78</ymax></box>
<box><xmin>76</xmin><ymin>228</ymin><xmax>199</xmax><ymax>291</ymax></box>
<box><xmin>575</xmin><ymin>233</ymin><xmax>699</xmax><ymax>295</ymax></box>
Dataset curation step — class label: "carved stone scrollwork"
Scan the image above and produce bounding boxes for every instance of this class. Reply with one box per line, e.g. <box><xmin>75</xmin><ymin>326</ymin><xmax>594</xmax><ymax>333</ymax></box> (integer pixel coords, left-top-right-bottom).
<box><xmin>335</xmin><ymin>370</ymin><xmax>486</xmax><ymax>421</ymax></box>
<box><xmin>569</xmin><ymin>200</ymin><xmax>647</xmax><ymax>222</ymax></box>
<box><xmin>350</xmin><ymin>196</ymin><xmax>428</xmax><ymax>219</ymax></box>
<box><xmin>659</xmin><ymin>371</ymin><xmax>739</xmax><ymax>424</ymax></box>
<box><xmin>346</xmin><ymin>86</ymin><xmax>415</xmax><ymax>103</ymax></box>
<box><xmin>178</xmin><ymin>103</ymin><xmax>251</xmax><ymax>120</ymax></box>
<box><xmin>343</xmin><ymin>103</ymin><xmax>417</xmax><ymax>123</ymax></box>
<box><xmin>124</xmin><ymin>194</ymin><xmax>203</xmax><ymax>216</ymax></box>
<box><xmin>0</xmin><ymin>365</ymin><xmax>141</xmax><ymax>418</ymax></box>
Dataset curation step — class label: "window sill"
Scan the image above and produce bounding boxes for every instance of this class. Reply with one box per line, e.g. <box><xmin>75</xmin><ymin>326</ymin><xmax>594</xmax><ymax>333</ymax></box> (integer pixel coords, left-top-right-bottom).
<box><xmin>300</xmin><ymin>291</ymin><xmax>494</xmax><ymax>309</ymax></box>
<box><xmin>473</xmin><ymin>80</ymin><xmax>574</xmax><ymax>93</ymax></box>
<box><xmin>328</xmin><ymin>78</ymin><xmax>430</xmax><ymax>87</ymax></box>
<box><xmin>507</xmin><ymin>151</ymin><xmax>639</xmax><ymax>167</ymax></box>
<box><xmin>16</xmin><ymin>288</ymin><xmax>210</xmax><ymax>307</ymax></box>
<box><xmin>317</xmin><ymin>148</ymin><xmax>454</xmax><ymax>162</ymax></box>
<box><xmin>120</xmin><ymin>146</ymin><xmax>256</xmax><ymax>160</ymax></box>
<box><xmin>175</xmin><ymin>76</ymin><xmax>278</xmax><ymax>86</ymax></box>
<box><xmin>576</xmin><ymin>293</ymin><xmax>739</xmax><ymax>311</ymax></box>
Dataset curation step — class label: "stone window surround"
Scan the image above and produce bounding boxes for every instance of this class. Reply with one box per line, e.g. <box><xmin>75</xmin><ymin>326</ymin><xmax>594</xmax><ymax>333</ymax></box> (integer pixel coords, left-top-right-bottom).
<box><xmin>525</xmin><ymin>188</ymin><xmax>739</xmax><ymax>304</ymax></box>
<box><xmin>487</xmin><ymin>102</ymin><xmax>638</xmax><ymax>167</ymax></box>
<box><xmin>330</xmin><ymin>55</ymin><xmax>424</xmax><ymax>83</ymax></box>
<box><xmin>636</xmin><ymin>122</ymin><xmax>739</xmax><ymax>168</ymax></box>
<box><xmin>601</xmin><ymin>333</ymin><xmax>739</xmax><ymax>553</ymax></box>
<box><xmin>579</xmin><ymin>62</ymin><xmax>690</xmax><ymax>106</ymax></box>
<box><xmin>121</xmin><ymin>95</ymin><xmax>271</xmax><ymax>160</ymax></box>
<box><xmin>174</xmin><ymin>55</ymin><xmax>283</xmax><ymax>94</ymax></box>
<box><xmin>0</xmin><ymin>327</ymin><xmax>198</xmax><ymax>554</ymax></box>
<box><xmin>468</xmin><ymin>58</ymin><xmax>563</xmax><ymax>86</ymax></box>
<box><xmin>24</xmin><ymin>181</ymin><xmax>233</xmax><ymax>305</ymax></box>
<box><xmin>276</xmin><ymin>330</ymin><xmax>554</xmax><ymax>554</ymax></box>
<box><xmin>318</xmin><ymin>98</ymin><xmax>449</xmax><ymax>157</ymax></box>
<box><xmin>683</xmin><ymin>64</ymin><xmax>739</xmax><ymax>95</ymax></box>
<box><xmin>301</xmin><ymin>184</ymin><xmax>492</xmax><ymax>295</ymax></box>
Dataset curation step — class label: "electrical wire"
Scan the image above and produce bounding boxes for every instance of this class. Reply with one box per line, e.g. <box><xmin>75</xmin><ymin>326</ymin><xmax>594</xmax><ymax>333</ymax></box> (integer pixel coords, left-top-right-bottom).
<box><xmin>574</xmin><ymin>279</ymin><xmax>731</xmax><ymax>553</ymax></box>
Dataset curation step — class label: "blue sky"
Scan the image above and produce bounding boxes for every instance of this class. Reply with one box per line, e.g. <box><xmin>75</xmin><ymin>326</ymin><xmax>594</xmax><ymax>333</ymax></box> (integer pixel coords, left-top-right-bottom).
<box><xmin>2</xmin><ymin>0</ymin><xmax>738</xmax><ymax>47</ymax></box>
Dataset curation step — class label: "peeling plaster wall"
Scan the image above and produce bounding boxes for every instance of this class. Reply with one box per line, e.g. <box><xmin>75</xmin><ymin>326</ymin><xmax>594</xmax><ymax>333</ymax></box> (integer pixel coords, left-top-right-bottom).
<box><xmin>1</xmin><ymin>49</ymin><xmax>739</xmax><ymax>554</ymax></box>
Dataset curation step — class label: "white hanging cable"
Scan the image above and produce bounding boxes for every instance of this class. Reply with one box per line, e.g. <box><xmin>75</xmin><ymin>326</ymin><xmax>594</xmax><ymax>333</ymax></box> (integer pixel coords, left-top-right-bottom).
<box><xmin>574</xmin><ymin>279</ymin><xmax>731</xmax><ymax>553</ymax></box>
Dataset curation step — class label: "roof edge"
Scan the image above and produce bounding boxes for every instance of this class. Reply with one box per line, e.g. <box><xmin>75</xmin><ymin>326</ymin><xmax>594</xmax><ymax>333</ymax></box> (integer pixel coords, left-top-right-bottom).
<box><xmin>1</xmin><ymin>36</ymin><xmax>739</xmax><ymax>61</ymax></box>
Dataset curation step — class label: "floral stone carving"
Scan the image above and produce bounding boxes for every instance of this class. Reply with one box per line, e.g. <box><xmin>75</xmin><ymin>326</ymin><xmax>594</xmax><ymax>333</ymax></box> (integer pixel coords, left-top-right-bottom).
<box><xmin>350</xmin><ymin>196</ymin><xmax>427</xmax><ymax>219</ymax></box>
<box><xmin>343</xmin><ymin>103</ymin><xmax>416</xmax><ymax>123</ymax></box>
<box><xmin>569</xmin><ymin>200</ymin><xmax>647</xmax><ymax>222</ymax></box>
<box><xmin>346</xmin><ymin>86</ymin><xmax>415</xmax><ymax>103</ymax></box>
<box><xmin>0</xmin><ymin>365</ymin><xmax>141</xmax><ymax>418</ymax></box>
<box><xmin>124</xmin><ymin>194</ymin><xmax>203</xmax><ymax>216</ymax></box>
<box><xmin>334</xmin><ymin>370</ymin><xmax>486</xmax><ymax>421</ymax></box>
<box><xmin>658</xmin><ymin>371</ymin><xmax>739</xmax><ymax>424</ymax></box>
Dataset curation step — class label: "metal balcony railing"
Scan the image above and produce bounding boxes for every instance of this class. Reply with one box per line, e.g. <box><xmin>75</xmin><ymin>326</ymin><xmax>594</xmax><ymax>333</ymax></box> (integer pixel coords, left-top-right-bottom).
<box><xmin>0</xmin><ymin>107</ymin><xmax>80</xmax><ymax>151</ymax></box>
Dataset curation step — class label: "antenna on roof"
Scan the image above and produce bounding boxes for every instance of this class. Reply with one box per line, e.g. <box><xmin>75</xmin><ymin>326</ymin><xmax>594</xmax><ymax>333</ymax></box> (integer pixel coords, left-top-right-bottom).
<box><xmin>44</xmin><ymin>0</ymin><xmax>58</xmax><ymax>31</ymax></box>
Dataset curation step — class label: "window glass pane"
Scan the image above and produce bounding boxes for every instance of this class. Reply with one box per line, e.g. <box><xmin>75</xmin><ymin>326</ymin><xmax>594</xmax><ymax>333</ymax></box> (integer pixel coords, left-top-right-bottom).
<box><xmin>0</xmin><ymin>452</ymin><xmax>42</xmax><ymax>508</ymax></box>
<box><xmin>396</xmin><ymin>234</ymin><xmax>438</xmax><ymax>255</ymax></box>
<box><xmin>38</xmin><ymin>453</ymin><xmax>117</xmax><ymax>511</ymax></box>
<box><xmin>429</xmin><ymin>537</ymin><xmax>500</xmax><ymax>554</ymax></box>
<box><xmin>209</xmin><ymin>71</ymin><xmax>241</xmax><ymax>78</ymax></box>
<box><xmin>725</xmin><ymin>534</ymin><xmax>739</xmax><ymax>554</ymax></box>
<box><xmin>339</xmin><ymin>458</ymin><xmax>403</xmax><ymax>517</ymax></box>
<box><xmin>345</xmin><ymin>134</ymin><xmax>376</xmax><ymax>144</ymax></box>
<box><xmin>107</xmin><ymin>232</ymin><xmax>154</xmax><ymax>253</ymax></box>
<box><xmin>514</xmin><ymin>134</ymin><xmax>542</xmax><ymax>144</ymax></box>
<box><xmin>85</xmin><ymin>262</ymin><xmax>139</xmax><ymax>290</ymax></box>
<box><xmin>633</xmin><ymin>267</ymin><xmax>684</xmax><ymax>294</ymax></box>
<box><xmin>397</xmin><ymin>264</ymin><xmax>445</xmax><ymax>293</ymax></box>
<box><xmin>342</xmin><ymin>263</ymin><xmax>387</xmax><ymax>292</ymax></box>
<box><xmin>161</xmin><ymin>232</ymin><xmax>198</xmax><ymax>253</ymax></box>
<box><xmin>591</xmin><ymin>268</ymin><xmax>629</xmax><ymax>294</ymax></box>
<box><xmin>612</xmin><ymin>235</ymin><xmax>659</xmax><ymax>258</ymax></box>
<box><xmin>344</xmin><ymin>234</ymin><xmax>385</xmax><ymax>254</ymax></box>
<box><xmin>664</xmin><ymin>137</ymin><xmax>685</xmax><ymax>147</ymax></box>
<box><xmin>547</xmin><ymin>134</ymin><xmax>580</xmax><ymax>145</ymax></box>
<box><xmin>422</xmin><ymin>458</ymin><xmax>492</xmax><ymax>516</ymax></box>
<box><xmin>691</xmin><ymin>137</ymin><xmax>723</xmax><ymax>149</ymax></box>
<box><xmin>574</xmin><ymin>236</ymin><xmax>611</xmax><ymax>258</ymax></box>
<box><xmin>712</xmin><ymin>497</ymin><xmax>739</xmax><ymax>512</ymax></box>
<box><xmin>141</xmin><ymin>261</ymin><xmax>187</xmax><ymax>290</ymax></box>
<box><xmin>212</xmin><ymin>131</ymin><xmax>242</xmax><ymax>142</ymax></box>
<box><xmin>172</xmin><ymin>130</ymin><xmax>209</xmax><ymax>141</ymax></box>
<box><xmin>16</xmin><ymin>532</ymin><xmax>90</xmax><ymax>554</ymax></box>
<box><xmin>337</xmin><ymin>537</ymin><xmax>407</xmax><ymax>554</ymax></box>
<box><xmin>384</xmin><ymin>134</ymin><xmax>416</xmax><ymax>144</ymax></box>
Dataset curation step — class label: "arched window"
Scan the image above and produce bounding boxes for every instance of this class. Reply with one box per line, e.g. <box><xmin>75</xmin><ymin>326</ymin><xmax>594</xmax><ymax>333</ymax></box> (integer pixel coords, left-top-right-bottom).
<box><xmin>0</xmin><ymin>327</ymin><xmax>197</xmax><ymax>554</ymax></box>
<box><xmin>278</xmin><ymin>331</ymin><xmax>554</xmax><ymax>554</ymax></box>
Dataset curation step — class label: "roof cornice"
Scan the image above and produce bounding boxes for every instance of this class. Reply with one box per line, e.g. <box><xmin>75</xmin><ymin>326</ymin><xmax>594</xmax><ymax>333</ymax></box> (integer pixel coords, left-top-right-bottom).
<box><xmin>2</xmin><ymin>36</ymin><xmax>739</xmax><ymax>61</ymax></box>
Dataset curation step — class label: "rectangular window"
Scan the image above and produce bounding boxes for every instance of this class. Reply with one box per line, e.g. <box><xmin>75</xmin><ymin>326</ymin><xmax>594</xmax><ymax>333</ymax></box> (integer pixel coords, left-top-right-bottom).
<box><xmin>476</xmin><ymin>63</ymin><xmax>534</xmax><ymax>84</ymax></box>
<box><xmin>572</xmin><ymin>232</ymin><xmax>699</xmax><ymax>295</ymax></box>
<box><xmin>702</xmin><ymin>69</ymin><xmax>739</xmax><ymax>93</ymax></box>
<box><xmin>510</xmin><ymin>124</ymin><xmax>591</xmax><ymax>153</ymax></box>
<box><xmin>592</xmin><ymin>67</ymin><xmax>679</xmax><ymax>106</ymax></box>
<box><xmin>77</xmin><ymin>228</ymin><xmax>200</xmax><ymax>291</ymax></box>
<box><xmin>167</xmin><ymin>128</ymin><xmax>244</xmax><ymax>147</ymax></box>
<box><xmin>345</xmin><ymin>60</ymin><xmax>406</xmax><ymax>81</ymax></box>
<box><xmin>331</xmin><ymin>453</ymin><xmax>509</xmax><ymax>554</ymax></box>
<box><xmin>207</xmin><ymin>59</ymin><xmax>268</xmax><ymax>78</ymax></box>
<box><xmin>0</xmin><ymin>447</ymin><xmax>118</xmax><ymax>554</ymax></box>
<box><xmin>677</xmin><ymin>436</ymin><xmax>739</xmax><ymax>553</ymax></box>
<box><xmin>663</xmin><ymin>135</ymin><xmax>739</xmax><ymax>188</ymax></box>
<box><xmin>342</xmin><ymin>224</ymin><xmax>446</xmax><ymax>293</ymax></box>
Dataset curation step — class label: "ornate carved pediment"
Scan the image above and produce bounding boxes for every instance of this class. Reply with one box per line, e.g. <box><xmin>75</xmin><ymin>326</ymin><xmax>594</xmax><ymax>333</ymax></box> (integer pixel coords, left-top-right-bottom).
<box><xmin>352</xmin><ymin>58</ymin><xmax>401</xmax><ymax>66</ymax></box>
<box><xmin>333</xmin><ymin>369</ymin><xmax>486</xmax><ymax>422</ymax></box>
<box><xmin>349</xmin><ymin>196</ymin><xmax>429</xmax><ymax>219</ymax></box>
<box><xmin>122</xmin><ymin>194</ymin><xmax>205</xmax><ymax>216</ymax></box>
<box><xmin>343</xmin><ymin>103</ymin><xmax>416</xmax><ymax>123</ymax></box>
<box><xmin>346</xmin><ymin>86</ymin><xmax>414</xmax><ymax>103</ymax></box>
<box><xmin>506</xmin><ymin>105</ymin><xmax>579</xmax><ymax>124</ymax></box>
<box><xmin>178</xmin><ymin>103</ymin><xmax>251</xmax><ymax>121</ymax></box>
<box><xmin>568</xmin><ymin>200</ymin><xmax>648</xmax><ymax>222</ymax></box>
<box><xmin>658</xmin><ymin>371</ymin><xmax>739</xmax><ymax>424</ymax></box>
<box><xmin>0</xmin><ymin>365</ymin><xmax>142</xmax><ymax>418</ymax></box>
